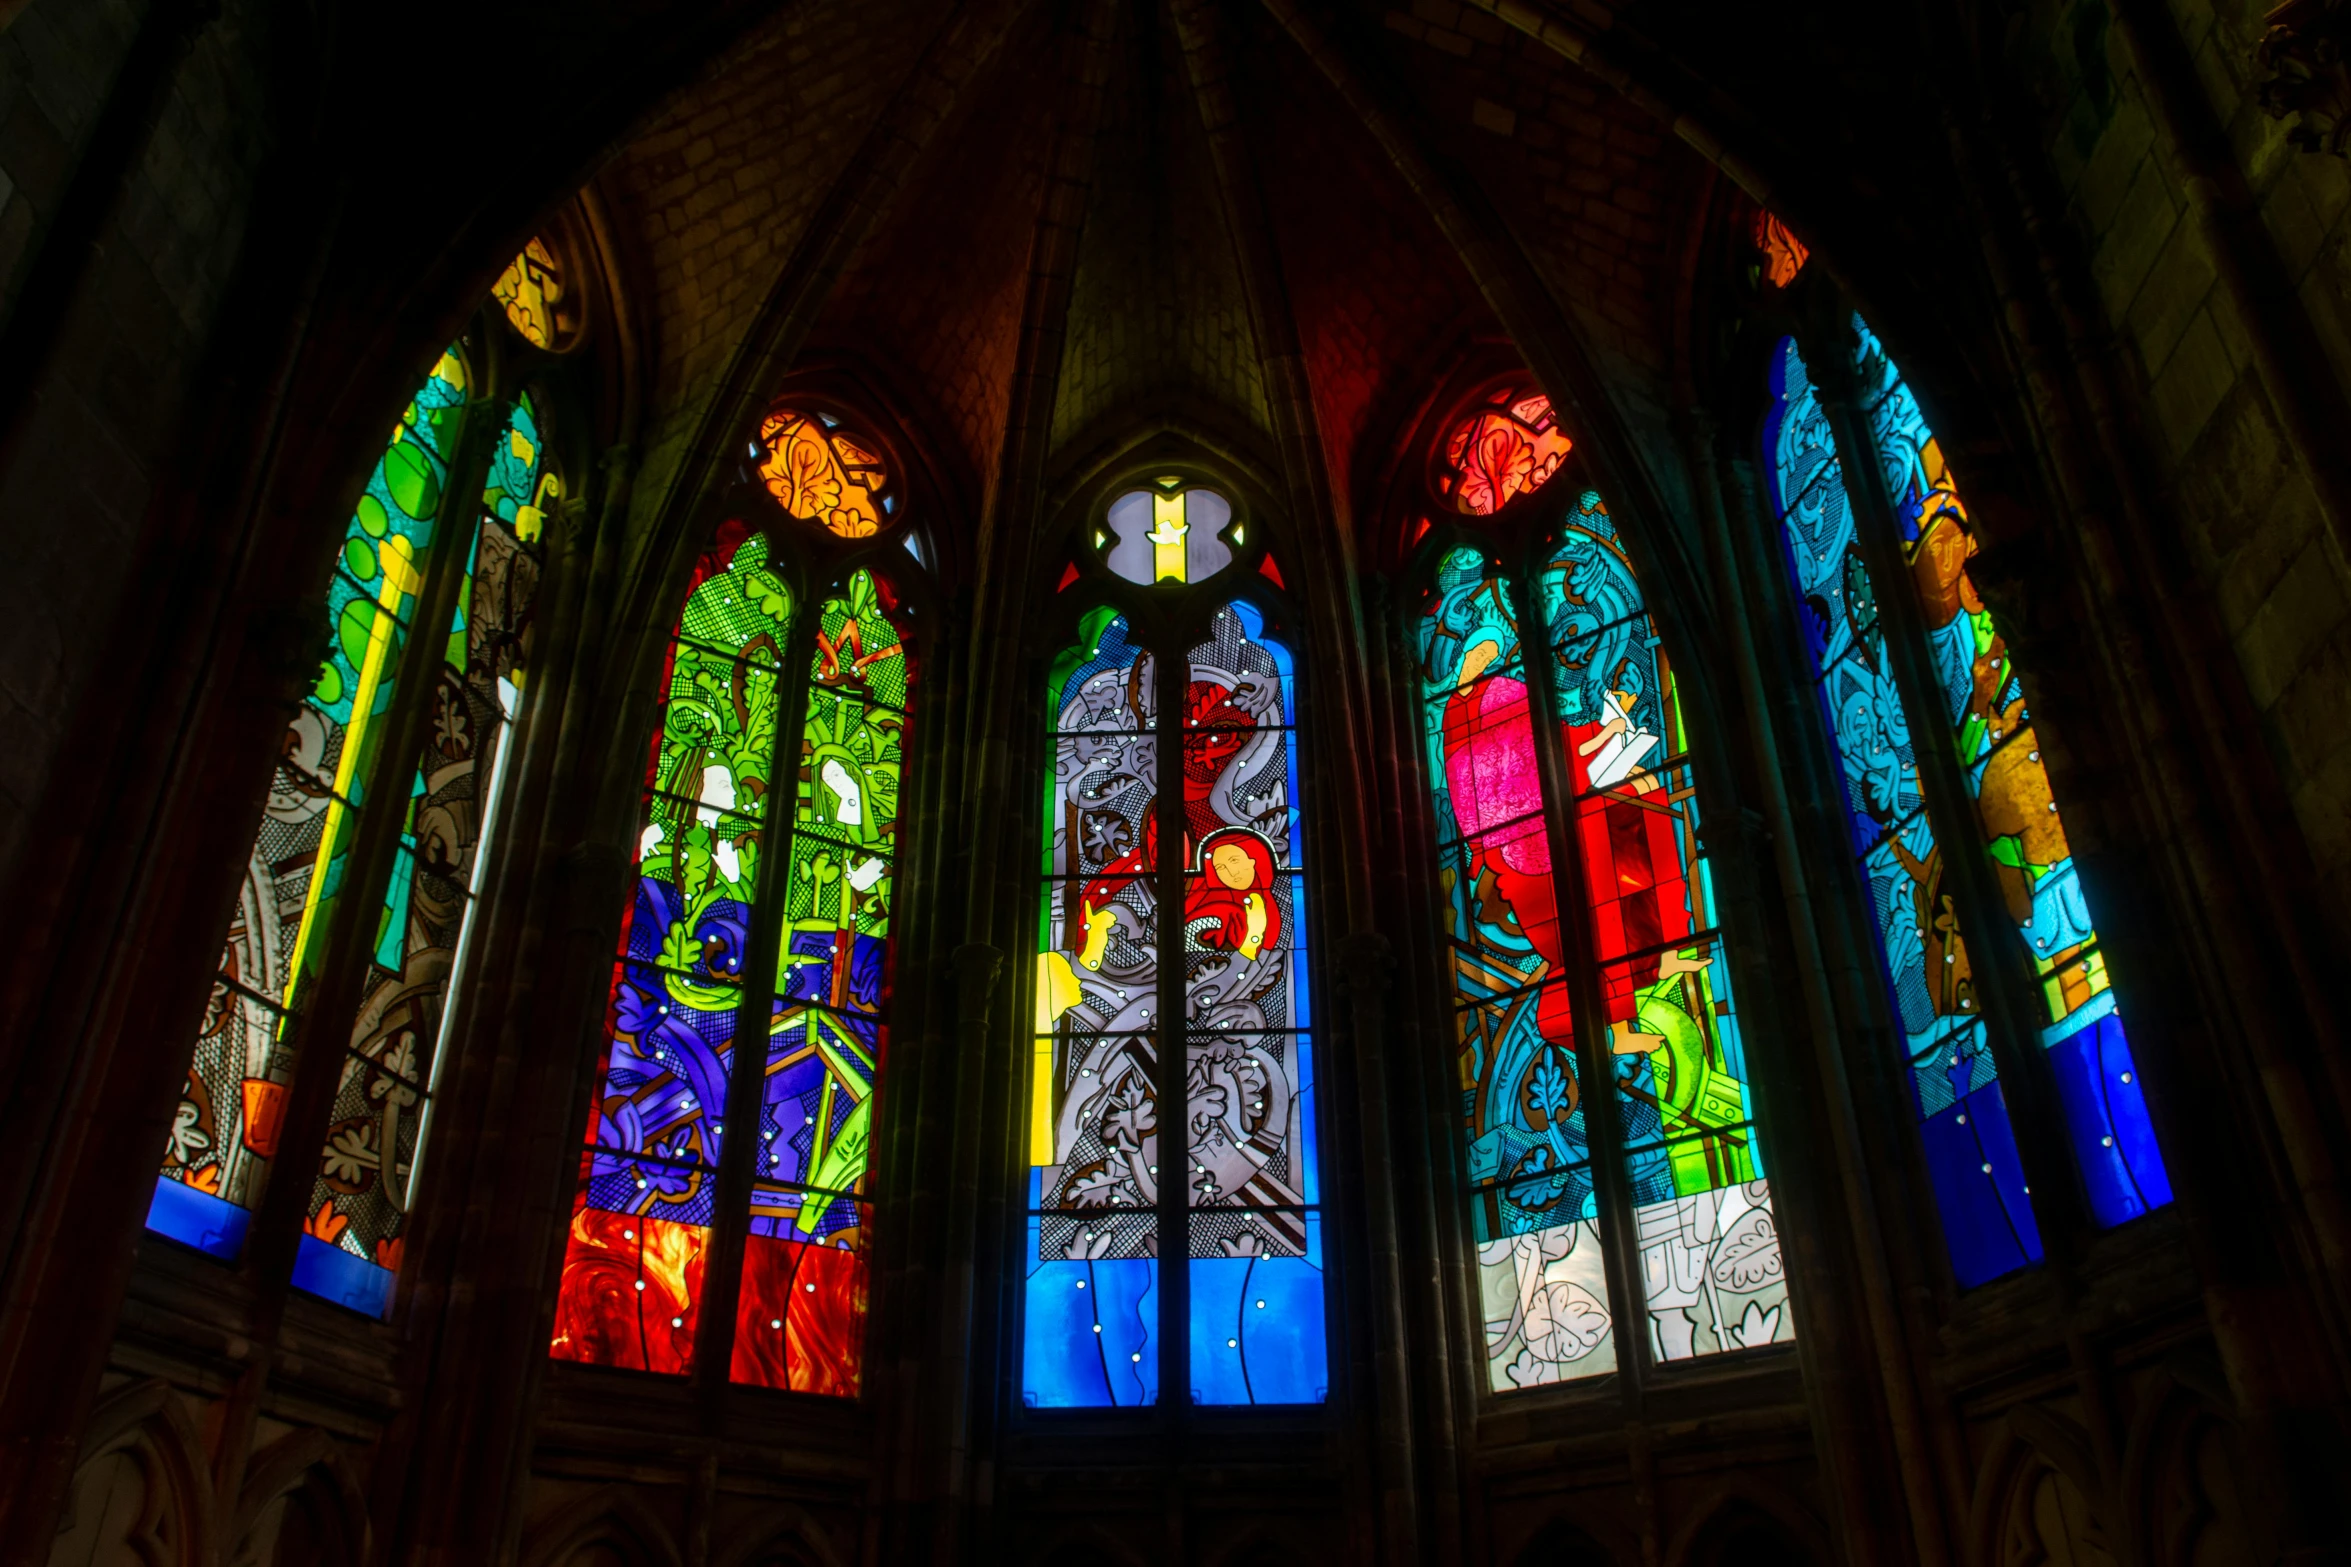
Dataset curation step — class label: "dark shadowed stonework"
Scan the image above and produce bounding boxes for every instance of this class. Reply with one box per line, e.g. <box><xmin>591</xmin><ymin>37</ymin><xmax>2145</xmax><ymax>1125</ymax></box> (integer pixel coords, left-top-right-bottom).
<box><xmin>0</xmin><ymin>0</ymin><xmax>2345</xmax><ymax>1562</ymax></box>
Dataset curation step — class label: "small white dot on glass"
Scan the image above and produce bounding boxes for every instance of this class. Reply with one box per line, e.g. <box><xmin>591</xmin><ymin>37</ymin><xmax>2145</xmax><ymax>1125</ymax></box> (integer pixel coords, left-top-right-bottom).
<box><xmin>1130</xmin><ymin>1352</ymin><xmax>1142</xmax><ymax>1362</ymax></box>
<box><xmin>1957</xmin><ymin>1114</ymin><xmax>1969</xmax><ymax>1125</ymax></box>
<box><xmin>1254</xmin><ymin>1299</ymin><xmax>1266</xmax><ymax>1309</ymax></box>
<box><xmin>770</xmin><ymin>1319</ymin><xmax>782</xmax><ymax>1330</ymax></box>
<box><xmin>1945</xmin><ymin>953</ymin><xmax>1955</xmax><ymax>963</ymax></box>
<box><xmin>2046</xmin><ymin>802</ymin><xmax>2057</xmax><ymax>812</ymax></box>
<box><xmin>1092</xmin><ymin>1324</ymin><xmax>1102</xmax><ymax>1334</ymax></box>
<box><xmin>636</xmin><ymin>1178</ymin><xmax>648</xmax><ymax>1190</ymax></box>
<box><xmin>670</xmin><ymin>1317</ymin><xmax>683</xmax><ymax>1328</ymax></box>
<box><xmin>1076</xmin><ymin>1280</ymin><xmax>1087</xmax><ymax>1290</ymax></box>
<box><xmin>805</xmin><ymin>1282</ymin><xmax>815</xmax><ymax>1292</ymax></box>
<box><xmin>2120</xmin><ymin>1072</ymin><xmax>2133</xmax><ymax>1084</ymax></box>
<box><xmin>633</xmin><ymin>1280</ymin><xmax>646</xmax><ymax>1291</ymax></box>
<box><xmin>1228</xmin><ymin>1338</ymin><xmax>1238</xmax><ymax>1348</ymax></box>
<box><xmin>1980</xmin><ymin>1163</ymin><xmax>1993</xmax><ymax>1174</ymax></box>
<box><xmin>2102</xmin><ymin>1136</ymin><xmax>2114</xmax><ymax>1147</ymax></box>
<box><xmin>2029</xmin><ymin>751</ymin><xmax>2040</xmax><ymax>761</ymax></box>
<box><xmin>623</xmin><ymin>1229</ymin><xmax>635</xmax><ymax>1240</ymax></box>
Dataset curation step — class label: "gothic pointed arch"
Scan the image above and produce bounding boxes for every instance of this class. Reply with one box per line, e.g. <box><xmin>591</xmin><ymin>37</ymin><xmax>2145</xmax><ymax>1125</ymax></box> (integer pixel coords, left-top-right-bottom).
<box><xmin>1398</xmin><ymin>368</ymin><xmax>1796</xmax><ymax>1391</ymax></box>
<box><xmin>547</xmin><ymin>385</ymin><xmax>933</xmax><ymax>1395</ymax></box>
<box><xmin>1019</xmin><ymin>453</ymin><xmax>1330</xmax><ymax>1409</ymax></box>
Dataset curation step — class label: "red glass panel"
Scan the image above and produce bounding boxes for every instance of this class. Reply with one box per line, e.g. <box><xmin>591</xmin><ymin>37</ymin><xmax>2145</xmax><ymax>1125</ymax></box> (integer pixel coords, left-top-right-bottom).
<box><xmin>548</xmin><ymin>1206</ymin><xmax>709</xmax><ymax>1375</ymax></box>
<box><xmin>731</xmin><ymin>1214</ymin><xmax>869</xmax><ymax>1394</ymax></box>
<box><xmin>1434</xmin><ymin>390</ymin><xmax>1573</xmax><ymax>516</ymax></box>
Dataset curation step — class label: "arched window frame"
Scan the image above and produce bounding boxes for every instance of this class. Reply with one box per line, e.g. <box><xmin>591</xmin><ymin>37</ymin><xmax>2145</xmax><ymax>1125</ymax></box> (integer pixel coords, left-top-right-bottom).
<box><xmin>545</xmin><ymin>387</ymin><xmax>938</xmax><ymax>1399</ymax></box>
<box><xmin>1016</xmin><ymin>457</ymin><xmax>1335</xmax><ymax>1415</ymax></box>
<box><xmin>1396</xmin><ymin>371</ymin><xmax>1798</xmax><ymax>1399</ymax></box>
<box><xmin>145</xmin><ymin>225</ymin><xmax>602</xmax><ymax>1323</ymax></box>
<box><xmin>1751</xmin><ymin>284</ymin><xmax>2172</xmax><ymax>1293</ymax></box>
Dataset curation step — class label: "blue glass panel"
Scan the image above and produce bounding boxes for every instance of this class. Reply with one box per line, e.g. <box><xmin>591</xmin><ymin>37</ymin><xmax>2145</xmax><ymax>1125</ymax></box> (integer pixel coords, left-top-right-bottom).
<box><xmin>1916</xmin><ymin>1083</ymin><xmax>2041</xmax><ymax>1288</ymax></box>
<box><xmin>1190</xmin><ymin>1213</ymin><xmax>1328</xmax><ymax>1405</ymax></box>
<box><xmin>144</xmin><ymin>1174</ymin><xmax>251</xmax><ymax>1261</ymax></box>
<box><xmin>2047</xmin><ymin>1010</ymin><xmax>2173</xmax><ymax>1227</ymax></box>
<box><xmin>1022</xmin><ymin>1213</ymin><xmax>1159</xmax><ymax>1408</ymax></box>
<box><xmin>291</xmin><ymin>1233</ymin><xmax>397</xmax><ymax>1318</ymax></box>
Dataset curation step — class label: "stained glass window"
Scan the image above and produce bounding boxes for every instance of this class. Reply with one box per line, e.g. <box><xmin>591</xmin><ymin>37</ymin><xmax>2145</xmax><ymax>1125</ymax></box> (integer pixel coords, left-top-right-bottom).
<box><xmin>1434</xmin><ymin>389</ymin><xmax>1574</xmax><ymax>517</ymax></box>
<box><xmin>1418</xmin><ymin>469</ymin><xmax>1792</xmax><ymax>1391</ymax></box>
<box><xmin>150</xmin><ymin>345</ymin><xmax>473</xmax><ymax>1269</ymax></box>
<box><xmin>150</xmin><ymin>237</ymin><xmax>576</xmax><ymax>1317</ymax></box>
<box><xmin>291</xmin><ymin>396</ymin><xmax>552</xmax><ymax>1317</ymax></box>
<box><xmin>1754</xmin><ymin>211</ymin><xmax>1810</xmax><ymax>290</ymax></box>
<box><xmin>1763</xmin><ymin>326</ymin><xmax>2170</xmax><ymax>1288</ymax></box>
<box><xmin>1024</xmin><ymin>489</ymin><xmax>1327</xmax><ymax>1408</ymax></box>
<box><xmin>549</xmin><ymin>408</ymin><xmax>914</xmax><ymax>1398</ymax></box>
<box><xmin>759</xmin><ymin>408</ymin><xmax>893</xmax><ymax>538</ymax></box>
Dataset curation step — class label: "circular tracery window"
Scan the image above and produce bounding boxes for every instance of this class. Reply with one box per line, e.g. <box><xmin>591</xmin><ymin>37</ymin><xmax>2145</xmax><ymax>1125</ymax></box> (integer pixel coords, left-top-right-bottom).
<box><xmin>1100</xmin><ymin>481</ymin><xmax>1233</xmax><ymax>586</ymax></box>
<box><xmin>1433</xmin><ymin>387</ymin><xmax>1573</xmax><ymax>517</ymax></box>
<box><xmin>758</xmin><ymin>407</ymin><xmax>894</xmax><ymax>538</ymax></box>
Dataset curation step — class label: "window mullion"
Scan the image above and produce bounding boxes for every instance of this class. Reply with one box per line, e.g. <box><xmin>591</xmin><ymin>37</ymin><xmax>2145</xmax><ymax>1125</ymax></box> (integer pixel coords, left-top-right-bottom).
<box><xmin>1802</xmin><ymin>325</ymin><xmax>2092</xmax><ymax>1251</ymax></box>
<box><xmin>1506</xmin><ymin>565</ymin><xmax>1649</xmax><ymax>1397</ymax></box>
<box><xmin>1155</xmin><ymin>625</ymin><xmax>1191</xmax><ymax>1417</ymax></box>
<box><xmin>244</xmin><ymin>391</ymin><xmax>512</xmax><ymax>1299</ymax></box>
<box><xmin>693</xmin><ymin>561</ymin><xmax>818</xmax><ymax>1391</ymax></box>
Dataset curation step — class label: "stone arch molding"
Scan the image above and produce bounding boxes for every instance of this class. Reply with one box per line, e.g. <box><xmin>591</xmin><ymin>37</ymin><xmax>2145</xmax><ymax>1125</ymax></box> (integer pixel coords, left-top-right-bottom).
<box><xmin>47</xmin><ymin>1380</ymin><xmax>373</xmax><ymax>1567</ymax></box>
<box><xmin>709</xmin><ymin>1500</ymin><xmax>849</xmax><ymax>1567</ymax></box>
<box><xmin>223</xmin><ymin>1428</ymin><xmax>369</xmax><ymax>1567</ymax></box>
<box><xmin>520</xmin><ymin>1487</ymin><xmax>685</xmax><ymax>1567</ymax></box>
<box><xmin>2119</xmin><ymin>1364</ymin><xmax>2256</xmax><ymax>1567</ymax></box>
<box><xmin>1662</xmin><ymin>1478</ymin><xmax>1828</xmax><ymax>1567</ymax></box>
<box><xmin>47</xmin><ymin>1379</ymin><xmax>213</xmax><ymax>1567</ymax></box>
<box><xmin>1021</xmin><ymin>1520</ymin><xmax>1154</xmax><ymax>1567</ymax></box>
<box><xmin>1970</xmin><ymin>1406</ymin><xmax>2122</xmax><ymax>1567</ymax></box>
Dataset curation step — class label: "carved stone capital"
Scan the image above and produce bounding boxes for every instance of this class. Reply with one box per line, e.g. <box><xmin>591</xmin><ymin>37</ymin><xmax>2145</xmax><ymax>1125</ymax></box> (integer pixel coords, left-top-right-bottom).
<box><xmin>2259</xmin><ymin>0</ymin><xmax>2351</xmax><ymax>156</ymax></box>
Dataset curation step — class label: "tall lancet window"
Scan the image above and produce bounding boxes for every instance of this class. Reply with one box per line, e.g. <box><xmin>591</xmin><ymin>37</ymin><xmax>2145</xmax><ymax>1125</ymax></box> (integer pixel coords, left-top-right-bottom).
<box><xmin>148</xmin><ymin>240</ymin><xmax>571</xmax><ymax>1320</ymax></box>
<box><xmin>1764</xmin><ymin>315</ymin><xmax>2171</xmax><ymax>1290</ymax></box>
<box><xmin>548</xmin><ymin>403</ymin><xmax>918</xmax><ymax>1395</ymax></box>
<box><xmin>1413</xmin><ymin>387</ymin><xmax>1793</xmax><ymax>1392</ymax></box>
<box><xmin>1024</xmin><ymin>478</ymin><xmax>1328</xmax><ymax>1409</ymax></box>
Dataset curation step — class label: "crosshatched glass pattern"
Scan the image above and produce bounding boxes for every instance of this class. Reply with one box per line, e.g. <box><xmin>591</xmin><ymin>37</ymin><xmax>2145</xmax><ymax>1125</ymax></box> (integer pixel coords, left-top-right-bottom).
<box><xmin>550</xmin><ymin>536</ymin><xmax>910</xmax><ymax>1396</ymax></box>
<box><xmin>733</xmin><ymin>568</ymin><xmax>909</xmax><ymax>1394</ymax></box>
<box><xmin>291</xmin><ymin>394</ymin><xmax>552</xmax><ymax>1318</ymax></box>
<box><xmin>148</xmin><ymin>346</ymin><xmax>470</xmax><ymax>1266</ymax></box>
<box><xmin>1851</xmin><ymin>322</ymin><xmax>2171</xmax><ymax>1229</ymax></box>
<box><xmin>1766</xmin><ymin>334</ymin><xmax>2042</xmax><ymax>1286</ymax></box>
<box><xmin>549</xmin><ymin>525</ymin><xmax>793</xmax><ymax>1376</ymax></box>
<box><xmin>1542</xmin><ymin>492</ymin><xmax>1790</xmax><ymax>1366</ymax></box>
<box><xmin>1419</xmin><ymin>545</ymin><xmax>1617</xmax><ymax>1388</ymax></box>
<box><xmin>1024</xmin><ymin>599</ymin><xmax>1329</xmax><ymax>1408</ymax></box>
<box><xmin>1029</xmin><ymin>608</ymin><xmax>1163</xmax><ymax>1407</ymax></box>
<box><xmin>1183</xmin><ymin>603</ymin><xmax>1325</xmax><ymax>1406</ymax></box>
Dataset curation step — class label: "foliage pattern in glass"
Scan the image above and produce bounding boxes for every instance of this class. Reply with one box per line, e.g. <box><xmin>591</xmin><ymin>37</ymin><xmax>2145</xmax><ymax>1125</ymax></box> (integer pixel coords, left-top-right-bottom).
<box><xmin>1766</xmin><ymin>334</ymin><xmax>2041</xmax><ymax>1285</ymax></box>
<box><xmin>1851</xmin><ymin>322</ymin><xmax>2171</xmax><ymax>1229</ymax></box>
<box><xmin>148</xmin><ymin>347</ymin><xmax>469</xmax><ymax>1265</ymax></box>
<box><xmin>1420</xmin><ymin>491</ymin><xmax>1793</xmax><ymax>1392</ymax></box>
<box><xmin>290</xmin><ymin>395</ymin><xmax>553</xmax><ymax>1317</ymax></box>
<box><xmin>1542</xmin><ymin>492</ymin><xmax>1788</xmax><ymax>1367</ymax></box>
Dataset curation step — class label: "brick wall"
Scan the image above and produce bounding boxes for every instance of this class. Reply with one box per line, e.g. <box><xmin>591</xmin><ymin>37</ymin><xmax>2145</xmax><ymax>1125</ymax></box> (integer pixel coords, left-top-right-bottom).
<box><xmin>2013</xmin><ymin>0</ymin><xmax>2351</xmax><ymax>934</ymax></box>
<box><xmin>0</xmin><ymin>0</ymin><xmax>270</xmax><ymax>872</ymax></box>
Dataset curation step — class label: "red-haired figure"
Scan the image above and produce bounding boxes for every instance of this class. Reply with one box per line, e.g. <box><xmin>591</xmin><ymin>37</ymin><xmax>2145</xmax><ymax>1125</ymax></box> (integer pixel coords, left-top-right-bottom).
<box><xmin>1076</xmin><ymin>814</ymin><xmax>1156</xmax><ymax>971</ymax></box>
<box><xmin>1187</xmin><ymin>827</ymin><xmax>1280</xmax><ymax>960</ymax></box>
